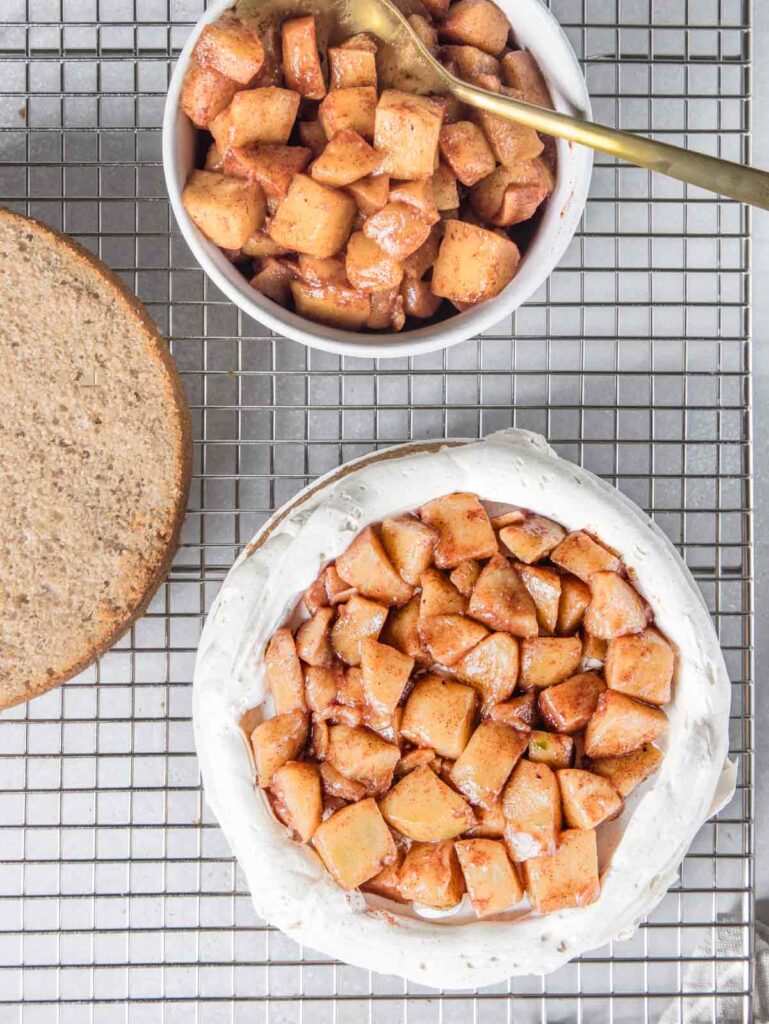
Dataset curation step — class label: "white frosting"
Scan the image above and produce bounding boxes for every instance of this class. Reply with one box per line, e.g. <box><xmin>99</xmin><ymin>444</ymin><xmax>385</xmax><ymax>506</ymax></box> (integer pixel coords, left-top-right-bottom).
<box><xmin>193</xmin><ymin>429</ymin><xmax>734</xmax><ymax>988</ymax></box>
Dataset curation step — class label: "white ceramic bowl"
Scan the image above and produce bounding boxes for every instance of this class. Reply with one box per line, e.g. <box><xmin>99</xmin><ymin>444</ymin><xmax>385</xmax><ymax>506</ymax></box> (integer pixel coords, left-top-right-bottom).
<box><xmin>193</xmin><ymin>430</ymin><xmax>735</xmax><ymax>988</ymax></box>
<box><xmin>163</xmin><ymin>0</ymin><xmax>593</xmax><ymax>359</ymax></box>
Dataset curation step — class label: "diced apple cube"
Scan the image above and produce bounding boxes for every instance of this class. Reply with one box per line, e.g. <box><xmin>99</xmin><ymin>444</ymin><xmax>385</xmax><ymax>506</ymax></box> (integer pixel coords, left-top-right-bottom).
<box><xmin>401</xmin><ymin>673</ymin><xmax>477</xmax><ymax>759</ymax></box>
<box><xmin>329</xmin><ymin>45</ymin><xmax>377</xmax><ymax>89</ymax></box>
<box><xmin>312</xmin><ymin>797</ymin><xmax>397</xmax><ymax>889</ymax></box>
<box><xmin>502</xmin><ymin>759</ymin><xmax>561</xmax><ymax>860</ymax></box>
<box><xmin>389</xmin><ymin>179</ymin><xmax>440</xmax><ymax>224</ymax></box>
<box><xmin>440</xmin><ymin>44</ymin><xmax>500</xmax><ymax>79</ymax></box>
<box><xmin>451</xmin><ymin>721</ymin><xmax>528</xmax><ymax>808</ymax></box>
<box><xmin>488</xmin><ymin>692</ymin><xmax>538</xmax><ymax>730</ymax></box>
<box><xmin>243</xmin><ymin>229</ymin><xmax>288</xmax><ymax>258</ymax></box>
<box><xmin>374</xmin><ymin>90</ymin><xmax>444</xmax><ymax>179</ymax></box>
<box><xmin>539</xmin><ymin>671</ymin><xmax>606</xmax><ymax>733</ymax></box>
<box><xmin>181</xmin><ymin>59</ymin><xmax>239</xmax><ymax>128</ymax></box>
<box><xmin>605</xmin><ymin>627</ymin><xmax>675</xmax><ymax>705</ymax></box>
<box><xmin>420</xmin><ymin>492</ymin><xmax>497</xmax><ymax>569</ymax></box>
<box><xmin>584</xmin><ymin>572</ymin><xmax>649</xmax><ymax>639</ymax></box>
<box><xmin>587</xmin><ymin>743</ymin><xmax>664</xmax><ymax>798</ymax></box>
<box><xmin>469</xmin><ymin>165</ymin><xmax>548</xmax><ymax>227</ymax></box>
<box><xmin>265</xmin><ymin>626</ymin><xmax>306</xmax><ymax>713</ymax></box>
<box><xmin>362</xmin><ymin>202</ymin><xmax>433</xmax><ymax>261</ymax></box>
<box><xmin>450</xmin><ymin>559</ymin><xmax>482</xmax><ymax>597</ymax></box>
<box><xmin>330</xmin><ymin>594</ymin><xmax>388</xmax><ymax>665</ymax></box>
<box><xmin>408</xmin><ymin>12</ymin><xmax>438</xmax><ymax>49</ymax></box>
<box><xmin>379</xmin><ymin>765</ymin><xmax>476</xmax><ymax>841</ymax></box>
<box><xmin>455</xmin><ymin>838</ymin><xmax>524</xmax><ymax>917</ymax></box>
<box><xmin>527</xmin><ymin>730</ymin><xmax>574</xmax><ymax>769</ymax></box>
<box><xmin>419</xmin><ymin>567</ymin><xmax>468</xmax><ymax>619</ymax></box>
<box><xmin>516</xmin><ymin>562</ymin><xmax>562</xmax><ymax>635</ymax></box>
<box><xmin>380</xmin><ymin>516</ymin><xmax>438</xmax><ymax>587</ymax></box>
<box><xmin>346</xmin><ymin>173</ymin><xmax>390</xmax><ymax>215</ymax></box>
<box><xmin>402</xmin><ymin>223</ymin><xmax>442</xmax><ymax>279</ymax></box>
<box><xmin>345</xmin><ymin>231</ymin><xmax>404</xmax><ymax>292</ymax></box>
<box><xmin>584</xmin><ymin>691</ymin><xmax>668</xmax><ymax>759</ymax></box>
<box><xmin>467</xmin><ymin>796</ymin><xmax>506</xmax><ymax>837</ymax></box>
<box><xmin>336</xmin><ymin>525</ymin><xmax>414</xmax><ymax>606</ymax></box>
<box><xmin>324</xmin><ymin>564</ymin><xmax>357</xmax><ymax>604</ymax></box>
<box><xmin>295</xmin><ymin>606</ymin><xmax>334</xmax><ymax>667</ymax></box>
<box><xmin>380</xmin><ymin>595</ymin><xmax>429</xmax><ymax>665</ymax></box>
<box><xmin>395</xmin><ymin>746</ymin><xmax>438</xmax><ymax>777</ymax></box>
<box><xmin>319</xmin><ymin>86</ymin><xmax>378</xmax><ymax>139</ymax></box>
<box><xmin>398</xmin><ymin>840</ymin><xmax>466</xmax><ymax>908</ymax></box>
<box><xmin>303</xmin><ymin>663</ymin><xmax>342</xmax><ymax>712</ymax></box>
<box><xmin>438</xmin><ymin>121</ymin><xmax>496</xmax><ymax>186</ymax></box>
<box><xmin>297</xmin><ymin>253</ymin><xmax>347</xmax><ymax>286</ymax></box>
<box><xmin>557</xmin><ymin>574</ymin><xmax>592</xmax><ymax>634</ymax></box>
<box><xmin>522</xmin><ymin>829</ymin><xmax>600</xmax><ymax>913</ymax></box>
<box><xmin>225</xmin><ymin>143</ymin><xmax>311</xmax><ymax>200</ymax></box>
<box><xmin>420</xmin><ymin>613</ymin><xmax>489</xmax><ymax>667</ymax></box>
<box><xmin>270</xmin><ymin>760</ymin><xmax>322</xmax><ymax>841</ymax></box>
<box><xmin>182</xmin><ymin>170</ymin><xmax>266</xmax><ymax>249</ymax></box>
<box><xmin>210</xmin><ymin>87</ymin><xmax>300</xmax><ymax>149</ymax></box>
<box><xmin>251</xmin><ymin>256</ymin><xmax>294</xmax><ymax>306</ymax></box>
<box><xmin>291</xmin><ymin>279</ymin><xmax>368</xmax><ymax>331</ymax></box>
<box><xmin>270</xmin><ymin>174</ymin><xmax>357</xmax><ymax>258</ymax></box>
<box><xmin>303</xmin><ymin>575</ymin><xmax>328</xmax><ymax>615</ymax></box>
<box><xmin>311</xmin><ymin>129</ymin><xmax>381</xmax><ymax>188</ymax></box>
<box><xmin>583</xmin><ymin>632</ymin><xmax>607</xmax><ymax>664</ymax></box>
<box><xmin>432</xmin><ymin>219</ymin><xmax>521</xmax><ymax>304</ymax></box>
<box><xmin>326</xmin><ymin>724</ymin><xmax>400</xmax><ymax>794</ymax></box>
<box><xmin>558</xmin><ymin>769</ymin><xmax>623</xmax><ymax>829</ymax></box>
<box><xmin>251</xmin><ymin>709</ymin><xmax>309</xmax><ymax>787</ymax></box>
<box><xmin>453</xmin><ymin>631</ymin><xmax>519</xmax><ymax>712</ymax></box>
<box><xmin>469</xmin><ymin>554</ymin><xmax>539</xmax><ymax>637</ymax></box>
<box><xmin>501</xmin><ymin>50</ymin><xmax>553</xmax><ymax>109</ymax></box>
<box><xmin>193</xmin><ymin>13</ymin><xmax>265</xmax><ymax>84</ymax></box>
<box><xmin>281</xmin><ymin>16</ymin><xmax>326</xmax><ymax>99</ymax></box>
<box><xmin>336</xmin><ymin>665</ymin><xmax>366</xmax><ymax>706</ymax></box>
<box><xmin>519</xmin><ymin>636</ymin><xmax>582</xmax><ymax>690</ymax></box>
<box><xmin>432</xmin><ymin>162</ymin><xmax>460</xmax><ymax>211</ymax></box>
<box><xmin>473</xmin><ymin>106</ymin><xmax>544</xmax><ymax>166</ymax></box>
<box><xmin>311</xmin><ymin>716</ymin><xmax>329</xmax><ymax>760</ymax></box>
<box><xmin>360</xmin><ymin>637</ymin><xmax>414</xmax><ymax>716</ymax></box>
<box><xmin>499</xmin><ymin>513</ymin><xmax>566</xmax><ymax>563</ymax></box>
<box><xmin>319</xmin><ymin>759</ymin><xmax>367</xmax><ymax>802</ymax></box>
<box><xmin>399</xmin><ymin>278</ymin><xmax>440</xmax><ymax>319</ymax></box>
<box><xmin>362</xmin><ymin>845</ymin><xmax>407</xmax><ymax>902</ymax></box>
<box><xmin>439</xmin><ymin>0</ymin><xmax>511</xmax><ymax>54</ymax></box>
<box><xmin>550</xmin><ymin>531</ymin><xmax>622</xmax><ymax>582</ymax></box>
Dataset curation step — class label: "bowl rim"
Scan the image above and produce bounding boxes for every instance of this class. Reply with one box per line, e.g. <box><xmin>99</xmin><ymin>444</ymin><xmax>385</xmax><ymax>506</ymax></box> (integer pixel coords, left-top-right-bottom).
<box><xmin>162</xmin><ymin>0</ymin><xmax>594</xmax><ymax>359</ymax></box>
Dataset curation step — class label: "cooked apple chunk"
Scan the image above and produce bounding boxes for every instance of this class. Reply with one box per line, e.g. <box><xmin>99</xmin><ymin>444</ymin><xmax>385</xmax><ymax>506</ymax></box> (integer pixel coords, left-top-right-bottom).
<box><xmin>326</xmin><ymin>724</ymin><xmax>400</xmax><ymax>794</ymax></box>
<box><xmin>522</xmin><ymin>828</ymin><xmax>600</xmax><ymax>913</ymax></box>
<box><xmin>584</xmin><ymin>572</ymin><xmax>649</xmax><ymax>639</ymax></box>
<box><xmin>271</xmin><ymin>760</ymin><xmax>323</xmax><ymax>841</ymax></box>
<box><xmin>453</xmin><ymin>631</ymin><xmax>519</xmax><ymax>711</ymax></box>
<box><xmin>319</xmin><ymin>760</ymin><xmax>367</xmax><ymax>802</ymax></box>
<box><xmin>303</xmin><ymin>575</ymin><xmax>328</xmax><ymax>616</ymax></box>
<box><xmin>419</xmin><ymin>492</ymin><xmax>498</xmax><ymax>569</ymax></box>
<box><xmin>374</xmin><ymin>89</ymin><xmax>444</xmax><ymax>180</ymax></box>
<box><xmin>324</xmin><ymin>564</ymin><xmax>356</xmax><ymax>605</ymax></box>
<box><xmin>335</xmin><ymin>526</ymin><xmax>413</xmax><ymax>607</ymax></box>
<box><xmin>557</xmin><ymin>575</ymin><xmax>592</xmax><ymax>634</ymax></box>
<box><xmin>450</xmin><ymin>721</ymin><xmax>528</xmax><ymax>808</ymax></box>
<box><xmin>265</xmin><ymin>627</ymin><xmax>306</xmax><ymax>714</ymax></box>
<box><xmin>346</xmin><ymin>172</ymin><xmax>390</xmax><ymax>215</ymax></box>
<box><xmin>488</xmin><ymin>692</ymin><xmax>538</xmax><ymax>730</ymax></box>
<box><xmin>438</xmin><ymin>121</ymin><xmax>496</xmax><ymax>187</ymax></box>
<box><xmin>584</xmin><ymin>691</ymin><xmax>668</xmax><ymax>759</ymax></box>
<box><xmin>516</xmin><ymin>562</ymin><xmax>561</xmax><ymax>635</ymax></box>
<box><xmin>605</xmin><ymin>627</ymin><xmax>674</xmax><ymax>705</ymax></box>
<box><xmin>395</xmin><ymin>746</ymin><xmax>438</xmax><ymax>777</ymax></box>
<box><xmin>518</xmin><ymin>636</ymin><xmax>582</xmax><ymax>690</ymax></box>
<box><xmin>181</xmin><ymin>61</ymin><xmax>239</xmax><ymax>129</ymax></box>
<box><xmin>550</xmin><ymin>531</ymin><xmax>622</xmax><ymax>582</ymax></box>
<box><xmin>251</xmin><ymin>710</ymin><xmax>309</xmax><ymax>787</ymax></box>
<box><xmin>360</xmin><ymin>637</ymin><xmax>414</xmax><ymax>715</ymax></box>
<box><xmin>420</xmin><ymin>613</ymin><xmax>489</xmax><ymax>666</ymax></box>
<box><xmin>401</xmin><ymin>674</ymin><xmax>477</xmax><ymax>758</ymax></box>
<box><xmin>539</xmin><ymin>671</ymin><xmax>606</xmax><ymax>733</ymax></box>
<box><xmin>295</xmin><ymin>606</ymin><xmax>334</xmax><ymax>667</ymax></box>
<box><xmin>467</xmin><ymin>796</ymin><xmax>506</xmax><ymax>837</ymax></box>
<box><xmin>439</xmin><ymin>0</ymin><xmax>511</xmax><ymax>54</ymax></box>
<box><xmin>193</xmin><ymin>12</ymin><xmax>265</xmax><ymax>84</ymax></box>
<box><xmin>319</xmin><ymin>85</ymin><xmax>378</xmax><ymax>139</ymax></box>
<box><xmin>527</xmin><ymin>730</ymin><xmax>574</xmax><ymax>769</ymax></box>
<box><xmin>419</xmin><ymin>567</ymin><xmax>468</xmax><ymax>618</ymax></box>
<box><xmin>312</xmin><ymin>798</ymin><xmax>397</xmax><ymax>889</ymax></box>
<box><xmin>389</xmin><ymin>179</ymin><xmax>440</xmax><ymax>224</ymax></box>
<box><xmin>328</xmin><ymin>45</ymin><xmax>377</xmax><ymax>90</ymax></box>
<box><xmin>331</xmin><ymin>594</ymin><xmax>389</xmax><ymax>665</ymax></box>
<box><xmin>455</xmin><ymin>838</ymin><xmax>524</xmax><ymax>918</ymax></box>
<box><xmin>182</xmin><ymin>170</ymin><xmax>266</xmax><ymax>250</ymax></box>
<box><xmin>558</xmin><ymin>769</ymin><xmax>623</xmax><ymax>829</ymax></box>
<box><xmin>431</xmin><ymin>220</ymin><xmax>521</xmax><ymax>305</ymax></box>
<box><xmin>502</xmin><ymin>759</ymin><xmax>561</xmax><ymax>861</ymax></box>
<box><xmin>398</xmin><ymin>840</ymin><xmax>466</xmax><ymax>908</ymax></box>
<box><xmin>469</xmin><ymin>554</ymin><xmax>538</xmax><ymax>637</ymax></box>
<box><xmin>311</xmin><ymin>129</ymin><xmax>380</xmax><ymax>189</ymax></box>
<box><xmin>336</xmin><ymin>665</ymin><xmax>366</xmax><ymax>706</ymax></box>
<box><xmin>362</xmin><ymin>846</ymin><xmax>406</xmax><ymax>902</ymax></box>
<box><xmin>401</xmin><ymin>278</ymin><xmax>443</xmax><ymax>319</ymax></box>
<box><xmin>380</xmin><ymin>765</ymin><xmax>475</xmax><ymax>840</ymax></box>
<box><xmin>211</xmin><ymin>87</ymin><xmax>300</xmax><ymax>149</ymax></box>
<box><xmin>269</xmin><ymin>174</ymin><xmax>357</xmax><ymax>258</ymax></box>
<box><xmin>380</xmin><ymin>595</ymin><xmax>429</xmax><ymax>665</ymax></box>
<box><xmin>450</xmin><ymin>559</ymin><xmax>482</xmax><ymax>597</ymax></box>
<box><xmin>583</xmin><ymin>633</ymin><xmax>607</xmax><ymax>664</ymax></box>
<box><xmin>281</xmin><ymin>16</ymin><xmax>326</xmax><ymax>100</ymax></box>
<box><xmin>587</xmin><ymin>743</ymin><xmax>664</xmax><ymax>798</ymax></box>
<box><xmin>363</xmin><ymin>202</ymin><xmax>433</xmax><ymax>261</ymax></box>
<box><xmin>499</xmin><ymin>513</ymin><xmax>566</xmax><ymax>564</ymax></box>
<box><xmin>501</xmin><ymin>50</ymin><xmax>553</xmax><ymax>108</ymax></box>
<box><xmin>380</xmin><ymin>515</ymin><xmax>438</xmax><ymax>586</ymax></box>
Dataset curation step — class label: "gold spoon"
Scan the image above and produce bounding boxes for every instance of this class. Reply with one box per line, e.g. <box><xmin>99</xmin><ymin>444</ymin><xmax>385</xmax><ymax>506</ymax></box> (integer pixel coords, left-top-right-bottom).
<box><xmin>236</xmin><ymin>0</ymin><xmax>769</xmax><ymax>210</ymax></box>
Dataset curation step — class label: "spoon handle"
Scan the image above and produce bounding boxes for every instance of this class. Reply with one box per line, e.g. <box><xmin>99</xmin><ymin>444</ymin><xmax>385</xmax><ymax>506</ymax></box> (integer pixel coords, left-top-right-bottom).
<box><xmin>453</xmin><ymin>80</ymin><xmax>769</xmax><ymax>211</ymax></box>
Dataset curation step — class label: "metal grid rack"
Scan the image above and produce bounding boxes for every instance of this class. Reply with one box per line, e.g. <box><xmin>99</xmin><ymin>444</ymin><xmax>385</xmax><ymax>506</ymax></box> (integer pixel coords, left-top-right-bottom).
<box><xmin>0</xmin><ymin>0</ymin><xmax>754</xmax><ymax>1020</ymax></box>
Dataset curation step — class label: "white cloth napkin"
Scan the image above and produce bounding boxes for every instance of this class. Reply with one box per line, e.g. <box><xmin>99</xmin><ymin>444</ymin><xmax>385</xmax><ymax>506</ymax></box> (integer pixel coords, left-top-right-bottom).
<box><xmin>659</xmin><ymin>916</ymin><xmax>767</xmax><ymax>1023</ymax></box>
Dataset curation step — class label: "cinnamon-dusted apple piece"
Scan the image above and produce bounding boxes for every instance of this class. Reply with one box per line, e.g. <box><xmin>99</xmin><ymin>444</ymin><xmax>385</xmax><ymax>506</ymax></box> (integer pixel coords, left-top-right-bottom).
<box><xmin>527</xmin><ymin>730</ymin><xmax>574</xmax><ymax>769</ymax></box>
<box><xmin>328</xmin><ymin>44</ymin><xmax>377</xmax><ymax>90</ymax></box>
<box><xmin>605</xmin><ymin>627</ymin><xmax>675</xmax><ymax>705</ymax></box>
<box><xmin>455</xmin><ymin>838</ymin><xmax>524</xmax><ymax>918</ymax></box>
<box><xmin>281</xmin><ymin>16</ymin><xmax>326</xmax><ymax>100</ymax></box>
<box><xmin>360</xmin><ymin>637</ymin><xmax>414</xmax><ymax>716</ymax></box>
<box><xmin>558</xmin><ymin>769</ymin><xmax>623</xmax><ymax>829</ymax></box>
<box><xmin>550</xmin><ymin>531</ymin><xmax>622</xmax><ymax>582</ymax></box>
<box><xmin>583</xmin><ymin>632</ymin><xmax>607</xmax><ymax>664</ymax></box>
<box><xmin>502</xmin><ymin>759</ymin><xmax>562</xmax><ymax>861</ymax></box>
<box><xmin>488</xmin><ymin>692</ymin><xmax>538</xmax><ymax>730</ymax></box>
<box><xmin>419</xmin><ymin>567</ymin><xmax>468</xmax><ymax>618</ymax></box>
<box><xmin>395</xmin><ymin>746</ymin><xmax>437</xmax><ymax>777</ymax></box>
<box><xmin>450</xmin><ymin>720</ymin><xmax>528</xmax><ymax>808</ymax></box>
<box><xmin>270</xmin><ymin>760</ymin><xmax>323</xmax><ymax>841</ymax></box>
<box><xmin>330</xmin><ymin>594</ymin><xmax>388</xmax><ymax>665</ymax></box>
<box><xmin>587</xmin><ymin>743</ymin><xmax>664</xmax><ymax>798</ymax></box>
<box><xmin>182</xmin><ymin>171</ymin><xmax>266</xmax><ymax>250</ymax></box>
<box><xmin>319</xmin><ymin>85</ymin><xmax>377</xmax><ymax>139</ymax></box>
<box><xmin>374</xmin><ymin>89</ymin><xmax>444</xmax><ymax>179</ymax></box>
<box><xmin>380</xmin><ymin>595</ymin><xmax>429</xmax><ymax>664</ymax></box>
<box><xmin>380</xmin><ymin>765</ymin><xmax>476</xmax><ymax>841</ymax></box>
<box><xmin>538</xmin><ymin>671</ymin><xmax>606</xmax><ymax>734</ymax></box>
<box><xmin>295</xmin><ymin>606</ymin><xmax>334</xmax><ymax>667</ymax></box>
<box><xmin>380</xmin><ymin>515</ymin><xmax>438</xmax><ymax>586</ymax></box>
<box><xmin>362</xmin><ymin>845</ymin><xmax>406</xmax><ymax>902</ymax></box>
<box><xmin>584</xmin><ymin>571</ymin><xmax>649</xmax><ymax>639</ymax></box>
<box><xmin>251</xmin><ymin>709</ymin><xmax>309</xmax><ymax>787</ymax></box>
<box><xmin>193</xmin><ymin>11</ymin><xmax>265</xmax><ymax>84</ymax></box>
<box><xmin>467</xmin><ymin>796</ymin><xmax>506</xmax><ymax>837</ymax></box>
<box><xmin>265</xmin><ymin>627</ymin><xmax>306</xmax><ymax>714</ymax></box>
<box><xmin>400</xmin><ymin>673</ymin><xmax>477</xmax><ymax>759</ymax></box>
<box><xmin>420</xmin><ymin>613</ymin><xmax>489</xmax><ymax>666</ymax></box>
<box><xmin>583</xmin><ymin>691</ymin><xmax>668</xmax><ymax>759</ymax></box>
<box><xmin>439</xmin><ymin>0</ymin><xmax>511</xmax><ymax>53</ymax></box>
<box><xmin>211</xmin><ymin>88</ymin><xmax>300</xmax><ymax>150</ymax></box>
<box><xmin>303</xmin><ymin>663</ymin><xmax>342</xmax><ymax>713</ymax></box>
<box><xmin>468</xmin><ymin>554</ymin><xmax>538</xmax><ymax>636</ymax></box>
<box><xmin>303</xmin><ymin>575</ymin><xmax>329</xmax><ymax>616</ymax></box>
<box><xmin>516</xmin><ymin>562</ymin><xmax>561</xmax><ymax>634</ymax></box>
<box><xmin>450</xmin><ymin>559</ymin><xmax>482</xmax><ymax>597</ymax></box>
<box><xmin>326</xmin><ymin>723</ymin><xmax>400</xmax><ymax>794</ymax></box>
<box><xmin>398</xmin><ymin>840</ymin><xmax>466</xmax><ymax>909</ymax></box>
<box><xmin>335</xmin><ymin>525</ymin><xmax>414</xmax><ymax>606</ymax></box>
<box><xmin>453</xmin><ymin>632</ymin><xmax>519</xmax><ymax>712</ymax></box>
<box><xmin>319</xmin><ymin>760</ymin><xmax>367</xmax><ymax>802</ymax></box>
<box><xmin>557</xmin><ymin>575</ymin><xmax>592</xmax><ymax>634</ymax></box>
<box><xmin>312</xmin><ymin>798</ymin><xmax>397</xmax><ymax>889</ymax></box>
<box><xmin>522</xmin><ymin>828</ymin><xmax>600</xmax><ymax>913</ymax></box>
<box><xmin>518</xmin><ymin>636</ymin><xmax>582</xmax><ymax>690</ymax></box>
<box><xmin>419</xmin><ymin>492</ymin><xmax>498</xmax><ymax>569</ymax></box>
<box><xmin>336</xmin><ymin>665</ymin><xmax>366</xmax><ymax>706</ymax></box>
<box><xmin>431</xmin><ymin>220</ymin><xmax>521</xmax><ymax>305</ymax></box>
<box><xmin>310</xmin><ymin>129</ymin><xmax>380</xmax><ymax>188</ymax></box>
<box><xmin>498</xmin><ymin>513</ymin><xmax>566</xmax><ymax>564</ymax></box>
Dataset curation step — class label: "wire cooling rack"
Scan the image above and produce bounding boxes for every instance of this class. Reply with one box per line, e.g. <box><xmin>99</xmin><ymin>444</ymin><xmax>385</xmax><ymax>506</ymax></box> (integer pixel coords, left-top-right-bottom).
<box><xmin>0</xmin><ymin>0</ymin><xmax>754</xmax><ymax>1021</ymax></box>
